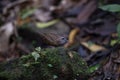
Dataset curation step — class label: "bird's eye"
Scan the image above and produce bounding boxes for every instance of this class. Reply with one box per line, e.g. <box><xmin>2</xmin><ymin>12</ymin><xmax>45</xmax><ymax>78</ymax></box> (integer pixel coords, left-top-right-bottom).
<box><xmin>61</xmin><ymin>37</ymin><xmax>67</xmax><ymax>41</ymax></box>
<box><xmin>59</xmin><ymin>37</ymin><xmax>68</xmax><ymax>44</ymax></box>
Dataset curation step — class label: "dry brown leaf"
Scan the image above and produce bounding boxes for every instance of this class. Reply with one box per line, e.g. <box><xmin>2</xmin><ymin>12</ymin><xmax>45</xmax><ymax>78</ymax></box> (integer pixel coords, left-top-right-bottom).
<box><xmin>64</xmin><ymin>28</ymin><xmax>80</xmax><ymax>48</ymax></box>
<box><xmin>77</xmin><ymin>0</ymin><xmax>97</xmax><ymax>23</ymax></box>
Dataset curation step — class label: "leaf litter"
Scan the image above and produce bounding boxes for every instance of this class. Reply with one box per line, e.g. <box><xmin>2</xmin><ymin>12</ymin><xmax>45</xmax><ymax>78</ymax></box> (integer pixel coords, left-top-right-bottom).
<box><xmin>0</xmin><ymin>0</ymin><xmax>120</xmax><ymax>79</ymax></box>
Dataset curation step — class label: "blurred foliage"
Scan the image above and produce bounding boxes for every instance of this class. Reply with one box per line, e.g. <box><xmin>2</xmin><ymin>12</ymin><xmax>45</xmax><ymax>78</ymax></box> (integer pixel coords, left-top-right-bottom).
<box><xmin>20</xmin><ymin>8</ymin><xmax>36</xmax><ymax>19</ymax></box>
<box><xmin>99</xmin><ymin>3</ymin><xmax>120</xmax><ymax>46</ymax></box>
<box><xmin>0</xmin><ymin>47</ymin><xmax>91</xmax><ymax>80</ymax></box>
<box><xmin>99</xmin><ymin>4</ymin><xmax>120</xmax><ymax>12</ymax></box>
<box><xmin>88</xmin><ymin>64</ymin><xmax>100</xmax><ymax>73</ymax></box>
<box><xmin>110</xmin><ymin>39</ymin><xmax>118</xmax><ymax>46</ymax></box>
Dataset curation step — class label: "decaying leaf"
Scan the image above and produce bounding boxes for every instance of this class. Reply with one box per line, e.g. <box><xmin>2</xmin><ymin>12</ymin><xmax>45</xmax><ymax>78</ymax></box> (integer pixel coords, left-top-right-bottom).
<box><xmin>77</xmin><ymin>0</ymin><xmax>97</xmax><ymax>23</ymax></box>
<box><xmin>64</xmin><ymin>28</ymin><xmax>80</xmax><ymax>48</ymax></box>
<box><xmin>80</xmin><ymin>41</ymin><xmax>106</xmax><ymax>52</ymax></box>
<box><xmin>0</xmin><ymin>22</ymin><xmax>14</xmax><ymax>52</ymax></box>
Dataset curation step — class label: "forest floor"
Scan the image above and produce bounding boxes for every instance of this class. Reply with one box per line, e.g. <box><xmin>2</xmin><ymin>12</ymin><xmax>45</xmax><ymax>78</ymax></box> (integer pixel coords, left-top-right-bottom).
<box><xmin>0</xmin><ymin>0</ymin><xmax>120</xmax><ymax>80</ymax></box>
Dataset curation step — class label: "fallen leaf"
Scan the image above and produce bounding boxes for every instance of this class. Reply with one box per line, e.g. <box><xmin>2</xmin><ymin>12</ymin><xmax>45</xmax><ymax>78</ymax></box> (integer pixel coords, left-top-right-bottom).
<box><xmin>77</xmin><ymin>0</ymin><xmax>97</xmax><ymax>23</ymax></box>
<box><xmin>36</xmin><ymin>19</ymin><xmax>59</xmax><ymax>28</ymax></box>
<box><xmin>81</xmin><ymin>41</ymin><xmax>106</xmax><ymax>52</ymax></box>
<box><xmin>0</xmin><ymin>22</ymin><xmax>14</xmax><ymax>52</ymax></box>
<box><xmin>64</xmin><ymin>28</ymin><xmax>80</xmax><ymax>48</ymax></box>
<box><xmin>99</xmin><ymin>4</ymin><xmax>120</xmax><ymax>12</ymax></box>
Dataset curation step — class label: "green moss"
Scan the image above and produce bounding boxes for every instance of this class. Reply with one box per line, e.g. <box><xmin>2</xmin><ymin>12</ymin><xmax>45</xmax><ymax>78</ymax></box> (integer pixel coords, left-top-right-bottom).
<box><xmin>0</xmin><ymin>47</ymin><xmax>89</xmax><ymax>80</ymax></box>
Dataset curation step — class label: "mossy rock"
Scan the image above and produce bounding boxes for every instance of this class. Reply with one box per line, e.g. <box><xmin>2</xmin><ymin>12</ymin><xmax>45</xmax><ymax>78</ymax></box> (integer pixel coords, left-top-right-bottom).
<box><xmin>0</xmin><ymin>47</ymin><xmax>89</xmax><ymax>80</ymax></box>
